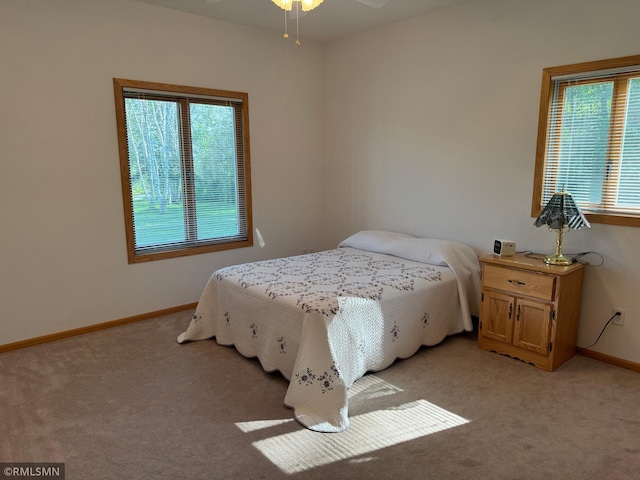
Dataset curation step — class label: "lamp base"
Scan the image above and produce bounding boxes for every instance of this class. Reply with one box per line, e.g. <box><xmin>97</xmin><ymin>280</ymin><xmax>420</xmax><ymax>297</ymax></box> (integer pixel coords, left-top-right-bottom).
<box><xmin>544</xmin><ymin>254</ymin><xmax>572</xmax><ymax>266</ymax></box>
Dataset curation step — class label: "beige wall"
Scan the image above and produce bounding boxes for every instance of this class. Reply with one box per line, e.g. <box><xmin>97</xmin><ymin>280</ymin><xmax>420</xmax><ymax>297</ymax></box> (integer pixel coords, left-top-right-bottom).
<box><xmin>0</xmin><ymin>0</ymin><xmax>325</xmax><ymax>344</ymax></box>
<box><xmin>2</xmin><ymin>0</ymin><xmax>639</xmax><ymax>366</ymax></box>
<box><xmin>323</xmin><ymin>0</ymin><xmax>640</xmax><ymax>363</ymax></box>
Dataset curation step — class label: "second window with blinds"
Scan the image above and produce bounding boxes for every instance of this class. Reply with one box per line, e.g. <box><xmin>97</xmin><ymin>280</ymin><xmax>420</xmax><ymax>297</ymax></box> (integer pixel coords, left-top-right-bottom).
<box><xmin>531</xmin><ymin>54</ymin><xmax>640</xmax><ymax>227</ymax></box>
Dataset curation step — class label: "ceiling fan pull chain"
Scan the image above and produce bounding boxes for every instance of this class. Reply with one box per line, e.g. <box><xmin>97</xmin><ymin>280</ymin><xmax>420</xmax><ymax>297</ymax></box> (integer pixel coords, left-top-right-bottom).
<box><xmin>283</xmin><ymin>9</ymin><xmax>289</xmax><ymax>38</ymax></box>
<box><xmin>295</xmin><ymin>1</ymin><xmax>301</xmax><ymax>45</ymax></box>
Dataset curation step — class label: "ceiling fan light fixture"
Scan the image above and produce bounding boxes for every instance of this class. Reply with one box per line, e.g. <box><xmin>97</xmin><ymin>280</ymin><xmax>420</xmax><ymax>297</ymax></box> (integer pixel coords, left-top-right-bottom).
<box><xmin>271</xmin><ymin>0</ymin><xmax>324</xmax><ymax>45</ymax></box>
<box><xmin>271</xmin><ymin>0</ymin><xmax>294</xmax><ymax>10</ymax></box>
<box><xmin>299</xmin><ymin>0</ymin><xmax>324</xmax><ymax>11</ymax></box>
<box><xmin>271</xmin><ymin>0</ymin><xmax>323</xmax><ymax>12</ymax></box>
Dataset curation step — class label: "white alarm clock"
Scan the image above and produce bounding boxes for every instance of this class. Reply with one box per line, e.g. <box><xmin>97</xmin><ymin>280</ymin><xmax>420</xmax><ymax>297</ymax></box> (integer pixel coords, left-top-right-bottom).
<box><xmin>494</xmin><ymin>239</ymin><xmax>516</xmax><ymax>256</ymax></box>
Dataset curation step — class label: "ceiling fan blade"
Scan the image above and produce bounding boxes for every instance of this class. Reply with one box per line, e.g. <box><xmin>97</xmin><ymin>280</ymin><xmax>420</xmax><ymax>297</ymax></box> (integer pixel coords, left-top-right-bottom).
<box><xmin>355</xmin><ymin>0</ymin><xmax>389</xmax><ymax>8</ymax></box>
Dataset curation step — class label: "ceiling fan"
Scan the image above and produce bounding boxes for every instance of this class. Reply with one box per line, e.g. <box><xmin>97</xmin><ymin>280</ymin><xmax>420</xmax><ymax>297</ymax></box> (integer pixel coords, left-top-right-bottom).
<box><xmin>204</xmin><ymin>0</ymin><xmax>390</xmax><ymax>44</ymax></box>
<box><xmin>204</xmin><ymin>0</ymin><xmax>389</xmax><ymax>7</ymax></box>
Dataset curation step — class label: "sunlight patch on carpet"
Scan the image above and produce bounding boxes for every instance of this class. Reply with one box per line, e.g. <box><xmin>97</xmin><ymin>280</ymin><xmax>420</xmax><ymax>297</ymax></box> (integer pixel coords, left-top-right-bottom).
<box><xmin>252</xmin><ymin>399</ymin><xmax>469</xmax><ymax>474</ymax></box>
<box><xmin>234</xmin><ymin>374</ymin><xmax>398</xmax><ymax>434</ymax></box>
<box><xmin>235</xmin><ymin>418</ymin><xmax>295</xmax><ymax>433</ymax></box>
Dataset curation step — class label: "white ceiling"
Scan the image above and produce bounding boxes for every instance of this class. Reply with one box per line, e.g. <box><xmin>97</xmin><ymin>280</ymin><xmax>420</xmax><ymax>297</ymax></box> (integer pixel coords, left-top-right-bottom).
<box><xmin>133</xmin><ymin>0</ymin><xmax>469</xmax><ymax>43</ymax></box>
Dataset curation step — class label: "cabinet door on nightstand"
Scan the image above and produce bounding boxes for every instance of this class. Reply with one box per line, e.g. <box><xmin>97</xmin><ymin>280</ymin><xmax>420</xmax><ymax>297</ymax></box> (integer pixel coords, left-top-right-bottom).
<box><xmin>513</xmin><ymin>298</ymin><xmax>551</xmax><ymax>355</ymax></box>
<box><xmin>480</xmin><ymin>290</ymin><xmax>514</xmax><ymax>343</ymax></box>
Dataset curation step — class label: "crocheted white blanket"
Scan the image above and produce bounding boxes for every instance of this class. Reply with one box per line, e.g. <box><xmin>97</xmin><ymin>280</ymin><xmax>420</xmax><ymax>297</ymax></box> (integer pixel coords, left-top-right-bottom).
<box><xmin>178</xmin><ymin>231</ymin><xmax>481</xmax><ymax>432</ymax></box>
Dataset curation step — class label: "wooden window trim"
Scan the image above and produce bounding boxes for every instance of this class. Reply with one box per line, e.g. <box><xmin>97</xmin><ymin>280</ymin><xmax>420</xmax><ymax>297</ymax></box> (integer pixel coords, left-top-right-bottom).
<box><xmin>113</xmin><ymin>78</ymin><xmax>253</xmax><ymax>263</ymax></box>
<box><xmin>531</xmin><ymin>54</ymin><xmax>640</xmax><ymax>227</ymax></box>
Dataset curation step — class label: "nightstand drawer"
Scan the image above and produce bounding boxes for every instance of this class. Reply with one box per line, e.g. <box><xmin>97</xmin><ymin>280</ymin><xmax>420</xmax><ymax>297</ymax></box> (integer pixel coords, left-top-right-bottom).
<box><xmin>483</xmin><ymin>264</ymin><xmax>555</xmax><ymax>301</ymax></box>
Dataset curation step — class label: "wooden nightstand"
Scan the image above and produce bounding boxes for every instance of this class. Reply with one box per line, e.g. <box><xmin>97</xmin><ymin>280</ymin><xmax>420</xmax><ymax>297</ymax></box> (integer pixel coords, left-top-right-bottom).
<box><xmin>477</xmin><ymin>253</ymin><xmax>584</xmax><ymax>371</ymax></box>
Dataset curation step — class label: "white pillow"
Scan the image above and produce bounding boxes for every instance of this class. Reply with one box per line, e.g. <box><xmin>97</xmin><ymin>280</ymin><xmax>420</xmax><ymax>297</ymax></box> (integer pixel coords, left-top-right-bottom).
<box><xmin>338</xmin><ymin>230</ymin><xmax>415</xmax><ymax>255</ymax></box>
<box><xmin>339</xmin><ymin>230</ymin><xmax>473</xmax><ymax>265</ymax></box>
<box><xmin>387</xmin><ymin>237</ymin><xmax>471</xmax><ymax>266</ymax></box>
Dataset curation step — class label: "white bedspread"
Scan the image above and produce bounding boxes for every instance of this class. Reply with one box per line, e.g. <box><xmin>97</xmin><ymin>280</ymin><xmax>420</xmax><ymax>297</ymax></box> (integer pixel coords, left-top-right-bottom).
<box><xmin>178</xmin><ymin>231</ymin><xmax>481</xmax><ymax>432</ymax></box>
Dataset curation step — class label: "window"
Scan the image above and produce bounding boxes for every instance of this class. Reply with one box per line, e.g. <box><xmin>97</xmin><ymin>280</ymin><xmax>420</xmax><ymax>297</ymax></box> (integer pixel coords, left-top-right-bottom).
<box><xmin>113</xmin><ymin>79</ymin><xmax>252</xmax><ymax>263</ymax></box>
<box><xmin>532</xmin><ymin>55</ymin><xmax>640</xmax><ymax>227</ymax></box>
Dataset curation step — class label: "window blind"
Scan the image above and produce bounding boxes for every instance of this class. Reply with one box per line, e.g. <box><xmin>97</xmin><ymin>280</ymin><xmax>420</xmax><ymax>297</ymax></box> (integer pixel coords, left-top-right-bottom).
<box><xmin>542</xmin><ymin>69</ymin><xmax>640</xmax><ymax>218</ymax></box>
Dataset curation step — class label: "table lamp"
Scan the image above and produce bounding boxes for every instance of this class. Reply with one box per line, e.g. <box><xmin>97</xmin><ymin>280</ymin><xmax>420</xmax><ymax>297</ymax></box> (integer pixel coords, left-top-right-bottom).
<box><xmin>534</xmin><ymin>189</ymin><xmax>590</xmax><ymax>265</ymax></box>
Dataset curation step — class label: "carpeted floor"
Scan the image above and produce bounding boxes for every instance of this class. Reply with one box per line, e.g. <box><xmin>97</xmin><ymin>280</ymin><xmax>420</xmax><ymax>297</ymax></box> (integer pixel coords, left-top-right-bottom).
<box><xmin>1</xmin><ymin>310</ymin><xmax>639</xmax><ymax>480</ymax></box>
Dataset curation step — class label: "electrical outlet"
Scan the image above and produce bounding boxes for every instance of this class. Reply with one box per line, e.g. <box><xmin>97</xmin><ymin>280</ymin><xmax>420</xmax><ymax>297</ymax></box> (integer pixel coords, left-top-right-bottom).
<box><xmin>612</xmin><ymin>307</ymin><xmax>626</xmax><ymax>326</ymax></box>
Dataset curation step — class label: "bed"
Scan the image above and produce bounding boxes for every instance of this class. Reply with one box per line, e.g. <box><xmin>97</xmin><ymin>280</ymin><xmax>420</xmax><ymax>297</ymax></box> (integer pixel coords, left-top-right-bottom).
<box><xmin>177</xmin><ymin>230</ymin><xmax>481</xmax><ymax>432</ymax></box>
